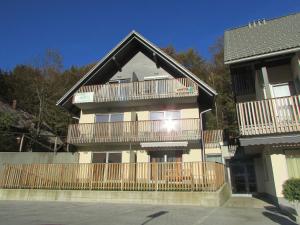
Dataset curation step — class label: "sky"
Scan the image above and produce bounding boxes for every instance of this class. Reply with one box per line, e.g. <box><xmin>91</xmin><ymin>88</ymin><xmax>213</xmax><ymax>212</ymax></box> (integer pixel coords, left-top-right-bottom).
<box><xmin>0</xmin><ymin>0</ymin><xmax>299</xmax><ymax>71</ymax></box>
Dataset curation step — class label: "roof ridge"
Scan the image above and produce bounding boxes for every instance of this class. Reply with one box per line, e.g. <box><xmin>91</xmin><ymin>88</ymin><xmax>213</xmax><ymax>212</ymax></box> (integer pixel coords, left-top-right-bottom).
<box><xmin>225</xmin><ymin>11</ymin><xmax>300</xmax><ymax>32</ymax></box>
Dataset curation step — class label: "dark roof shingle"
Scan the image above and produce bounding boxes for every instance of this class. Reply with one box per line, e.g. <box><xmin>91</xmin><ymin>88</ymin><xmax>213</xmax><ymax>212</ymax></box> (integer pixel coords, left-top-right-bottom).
<box><xmin>224</xmin><ymin>13</ymin><xmax>300</xmax><ymax>64</ymax></box>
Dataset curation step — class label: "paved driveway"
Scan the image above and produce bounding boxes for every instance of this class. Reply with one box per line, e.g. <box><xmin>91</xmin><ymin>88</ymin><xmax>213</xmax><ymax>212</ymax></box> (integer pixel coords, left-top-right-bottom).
<box><xmin>0</xmin><ymin>201</ymin><xmax>297</xmax><ymax>225</ymax></box>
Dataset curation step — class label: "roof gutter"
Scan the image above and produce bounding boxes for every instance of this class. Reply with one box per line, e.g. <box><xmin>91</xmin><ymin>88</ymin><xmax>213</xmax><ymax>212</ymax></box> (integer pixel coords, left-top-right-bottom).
<box><xmin>224</xmin><ymin>47</ymin><xmax>300</xmax><ymax>65</ymax></box>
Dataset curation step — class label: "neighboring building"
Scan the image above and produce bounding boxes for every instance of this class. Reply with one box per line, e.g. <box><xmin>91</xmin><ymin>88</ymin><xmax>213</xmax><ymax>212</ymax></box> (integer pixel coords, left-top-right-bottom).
<box><xmin>224</xmin><ymin>13</ymin><xmax>300</xmax><ymax>203</ymax></box>
<box><xmin>0</xmin><ymin>100</ymin><xmax>63</xmax><ymax>152</ymax></box>
<box><xmin>57</xmin><ymin>31</ymin><xmax>226</xmax><ymax>165</ymax></box>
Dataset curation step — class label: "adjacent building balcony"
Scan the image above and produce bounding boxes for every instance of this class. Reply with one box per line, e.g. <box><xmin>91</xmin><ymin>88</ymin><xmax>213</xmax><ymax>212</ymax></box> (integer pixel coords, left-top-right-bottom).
<box><xmin>68</xmin><ymin>118</ymin><xmax>201</xmax><ymax>144</ymax></box>
<box><xmin>236</xmin><ymin>94</ymin><xmax>300</xmax><ymax>136</ymax></box>
<box><xmin>72</xmin><ymin>78</ymin><xmax>199</xmax><ymax>109</ymax></box>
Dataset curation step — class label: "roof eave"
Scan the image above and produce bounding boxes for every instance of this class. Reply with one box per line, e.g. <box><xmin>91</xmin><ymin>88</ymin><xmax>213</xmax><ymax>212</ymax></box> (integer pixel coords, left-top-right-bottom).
<box><xmin>224</xmin><ymin>46</ymin><xmax>300</xmax><ymax>65</ymax></box>
<box><xmin>57</xmin><ymin>31</ymin><xmax>217</xmax><ymax>108</ymax></box>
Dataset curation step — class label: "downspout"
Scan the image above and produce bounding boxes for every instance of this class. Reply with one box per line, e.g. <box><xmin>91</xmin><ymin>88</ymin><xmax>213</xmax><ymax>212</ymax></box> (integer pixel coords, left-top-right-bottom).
<box><xmin>199</xmin><ymin>108</ymin><xmax>212</xmax><ymax>162</ymax></box>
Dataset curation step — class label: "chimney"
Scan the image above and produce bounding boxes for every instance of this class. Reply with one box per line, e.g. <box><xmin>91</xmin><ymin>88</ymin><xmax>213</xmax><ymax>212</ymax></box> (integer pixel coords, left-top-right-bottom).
<box><xmin>12</xmin><ymin>100</ymin><xmax>17</xmax><ymax>110</ymax></box>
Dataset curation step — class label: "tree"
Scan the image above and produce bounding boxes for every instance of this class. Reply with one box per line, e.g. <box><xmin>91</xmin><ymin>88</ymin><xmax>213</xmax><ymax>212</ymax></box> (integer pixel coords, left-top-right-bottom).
<box><xmin>208</xmin><ymin>37</ymin><xmax>237</xmax><ymax>133</ymax></box>
<box><xmin>162</xmin><ymin>39</ymin><xmax>237</xmax><ymax>133</ymax></box>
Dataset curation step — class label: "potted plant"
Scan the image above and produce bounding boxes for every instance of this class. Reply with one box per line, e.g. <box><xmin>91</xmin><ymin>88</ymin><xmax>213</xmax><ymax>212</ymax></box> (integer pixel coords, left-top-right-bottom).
<box><xmin>282</xmin><ymin>178</ymin><xmax>300</xmax><ymax>222</ymax></box>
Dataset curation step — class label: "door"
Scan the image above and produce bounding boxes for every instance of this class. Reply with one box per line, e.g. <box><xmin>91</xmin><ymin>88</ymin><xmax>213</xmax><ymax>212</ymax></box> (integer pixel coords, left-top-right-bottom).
<box><xmin>271</xmin><ymin>83</ymin><xmax>293</xmax><ymax>123</ymax></box>
<box><xmin>95</xmin><ymin>113</ymin><xmax>124</xmax><ymax>140</ymax></box>
<box><xmin>150</xmin><ymin>110</ymin><xmax>180</xmax><ymax>133</ymax></box>
<box><xmin>230</xmin><ymin>161</ymin><xmax>257</xmax><ymax>194</ymax></box>
<box><xmin>92</xmin><ymin>152</ymin><xmax>122</xmax><ymax>181</ymax></box>
<box><xmin>109</xmin><ymin>79</ymin><xmax>130</xmax><ymax>99</ymax></box>
<box><xmin>150</xmin><ymin>151</ymin><xmax>182</xmax><ymax>180</ymax></box>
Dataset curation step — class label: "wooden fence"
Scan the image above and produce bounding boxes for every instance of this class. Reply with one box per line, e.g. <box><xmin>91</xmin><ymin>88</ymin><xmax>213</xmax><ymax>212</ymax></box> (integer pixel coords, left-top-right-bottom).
<box><xmin>73</xmin><ymin>78</ymin><xmax>198</xmax><ymax>104</ymax></box>
<box><xmin>0</xmin><ymin>162</ymin><xmax>225</xmax><ymax>192</ymax></box>
<box><xmin>236</xmin><ymin>95</ymin><xmax>300</xmax><ymax>136</ymax></box>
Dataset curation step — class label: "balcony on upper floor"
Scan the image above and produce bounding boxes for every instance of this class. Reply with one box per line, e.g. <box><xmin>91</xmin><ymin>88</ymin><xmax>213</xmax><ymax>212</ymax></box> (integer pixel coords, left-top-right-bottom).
<box><xmin>72</xmin><ymin>78</ymin><xmax>199</xmax><ymax>110</ymax></box>
<box><xmin>236</xmin><ymin>94</ymin><xmax>300</xmax><ymax>136</ymax></box>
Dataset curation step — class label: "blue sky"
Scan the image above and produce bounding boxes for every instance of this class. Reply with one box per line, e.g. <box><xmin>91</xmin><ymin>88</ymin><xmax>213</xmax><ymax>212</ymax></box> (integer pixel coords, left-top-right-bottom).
<box><xmin>0</xmin><ymin>0</ymin><xmax>299</xmax><ymax>71</ymax></box>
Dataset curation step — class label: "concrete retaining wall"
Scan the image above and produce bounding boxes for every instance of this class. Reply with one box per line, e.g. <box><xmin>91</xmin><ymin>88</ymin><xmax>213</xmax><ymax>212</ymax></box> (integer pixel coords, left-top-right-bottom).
<box><xmin>0</xmin><ymin>183</ymin><xmax>230</xmax><ymax>207</ymax></box>
<box><xmin>0</xmin><ymin>152</ymin><xmax>79</xmax><ymax>171</ymax></box>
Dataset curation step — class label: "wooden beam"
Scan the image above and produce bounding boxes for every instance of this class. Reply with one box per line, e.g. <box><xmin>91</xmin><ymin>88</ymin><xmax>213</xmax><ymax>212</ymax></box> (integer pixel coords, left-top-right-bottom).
<box><xmin>261</xmin><ymin>66</ymin><xmax>272</xmax><ymax>99</ymax></box>
<box><xmin>112</xmin><ymin>56</ymin><xmax>122</xmax><ymax>72</ymax></box>
<box><xmin>153</xmin><ymin>52</ymin><xmax>160</xmax><ymax>68</ymax></box>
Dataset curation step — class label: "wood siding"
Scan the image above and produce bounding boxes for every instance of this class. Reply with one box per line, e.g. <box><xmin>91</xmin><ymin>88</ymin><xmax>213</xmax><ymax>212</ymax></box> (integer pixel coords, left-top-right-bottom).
<box><xmin>0</xmin><ymin>162</ymin><xmax>225</xmax><ymax>192</ymax></box>
<box><xmin>236</xmin><ymin>95</ymin><xmax>300</xmax><ymax>136</ymax></box>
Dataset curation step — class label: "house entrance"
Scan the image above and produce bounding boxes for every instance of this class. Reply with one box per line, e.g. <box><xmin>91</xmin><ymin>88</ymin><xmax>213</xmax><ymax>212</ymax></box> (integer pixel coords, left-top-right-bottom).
<box><xmin>149</xmin><ymin>150</ymin><xmax>182</xmax><ymax>162</ymax></box>
<box><xmin>230</xmin><ymin>160</ymin><xmax>257</xmax><ymax>194</ymax></box>
<box><xmin>149</xmin><ymin>150</ymin><xmax>182</xmax><ymax>181</ymax></box>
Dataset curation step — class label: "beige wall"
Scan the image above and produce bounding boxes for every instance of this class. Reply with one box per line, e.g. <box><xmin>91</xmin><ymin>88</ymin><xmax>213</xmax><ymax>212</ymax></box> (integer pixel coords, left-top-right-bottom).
<box><xmin>261</xmin><ymin>148</ymin><xmax>289</xmax><ymax>198</ymax></box>
<box><xmin>136</xmin><ymin>111</ymin><xmax>149</xmax><ymax>121</ymax></box>
<box><xmin>79</xmin><ymin>107</ymin><xmax>200</xmax><ymax>123</ymax></box>
<box><xmin>78</xmin><ymin>151</ymin><xmax>92</xmax><ymax>163</ymax></box>
<box><xmin>122</xmin><ymin>151</ymin><xmax>135</xmax><ymax>163</ymax></box>
<box><xmin>79</xmin><ymin>111</ymin><xmax>95</xmax><ymax>123</ymax></box>
<box><xmin>182</xmin><ymin>149</ymin><xmax>202</xmax><ymax>162</ymax></box>
<box><xmin>269</xmin><ymin>153</ymin><xmax>289</xmax><ymax>197</ymax></box>
<box><xmin>136</xmin><ymin>150</ymin><xmax>150</xmax><ymax>162</ymax></box>
<box><xmin>181</xmin><ymin>108</ymin><xmax>199</xmax><ymax>119</ymax></box>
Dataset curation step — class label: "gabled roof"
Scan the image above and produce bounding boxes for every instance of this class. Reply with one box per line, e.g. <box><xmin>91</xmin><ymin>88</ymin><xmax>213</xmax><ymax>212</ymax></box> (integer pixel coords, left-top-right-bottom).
<box><xmin>224</xmin><ymin>12</ymin><xmax>300</xmax><ymax>64</ymax></box>
<box><xmin>56</xmin><ymin>31</ymin><xmax>216</xmax><ymax>111</ymax></box>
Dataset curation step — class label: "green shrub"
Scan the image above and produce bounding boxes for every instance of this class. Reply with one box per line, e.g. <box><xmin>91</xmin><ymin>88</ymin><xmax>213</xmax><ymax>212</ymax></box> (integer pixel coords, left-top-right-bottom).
<box><xmin>282</xmin><ymin>178</ymin><xmax>300</xmax><ymax>202</ymax></box>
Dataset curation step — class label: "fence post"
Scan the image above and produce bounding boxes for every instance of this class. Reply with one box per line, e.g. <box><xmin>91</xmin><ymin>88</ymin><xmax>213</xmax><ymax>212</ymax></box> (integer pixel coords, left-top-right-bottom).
<box><xmin>19</xmin><ymin>134</ymin><xmax>25</xmax><ymax>152</ymax></box>
<box><xmin>54</xmin><ymin>137</ymin><xmax>58</xmax><ymax>152</ymax></box>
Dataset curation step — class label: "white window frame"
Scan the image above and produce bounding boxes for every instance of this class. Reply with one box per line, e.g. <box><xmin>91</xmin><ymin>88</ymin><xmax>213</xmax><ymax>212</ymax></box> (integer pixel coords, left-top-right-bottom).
<box><xmin>95</xmin><ymin>113</ymin><xmax>124</xmax><ymax>123</ymax></box>
<box><xmin>92</xmin><ymin>151</ymin><xmax>122</xmax><ymax>163</ymax></box>
<box><xmin>149</xmin><ymin>110</ymin><xmax>181</xmax><ymax>120</ymax></box>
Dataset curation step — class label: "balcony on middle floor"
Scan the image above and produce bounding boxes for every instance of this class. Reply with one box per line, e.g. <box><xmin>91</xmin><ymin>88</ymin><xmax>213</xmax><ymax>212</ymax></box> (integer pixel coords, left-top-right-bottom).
<box><xmin>67</xmin><ymin>118</ymin><xmax>201</xmax><ymax>145</ymax></box>
<box><xmin>72</xmin><ymin>78</ymin><xmax>199</xmax><ymax>109</ymax></box>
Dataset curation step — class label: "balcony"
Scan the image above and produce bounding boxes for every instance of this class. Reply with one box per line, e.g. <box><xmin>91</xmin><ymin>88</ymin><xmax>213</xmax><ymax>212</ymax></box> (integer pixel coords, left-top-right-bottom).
<box><xmin>72</xmin><ymin>78</ymin><xmax>199</xmax><ymax>109</ymax></box>
<box><xmin>236</xmin><ymin>95</ymin><xmax>300</xmax><ymax>136</ymax></box>
<box><xmin>68</xmin><ymin>118</ymin><xmax>201</xmax><ymax>144</ymax></box>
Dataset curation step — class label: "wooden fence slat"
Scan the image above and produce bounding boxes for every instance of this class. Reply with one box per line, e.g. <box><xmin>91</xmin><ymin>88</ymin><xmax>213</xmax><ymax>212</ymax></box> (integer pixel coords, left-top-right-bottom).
<box><xmin>0</xmin><ymin>162</ymin><xmax>225</xmax><ymax>192</ymax></box>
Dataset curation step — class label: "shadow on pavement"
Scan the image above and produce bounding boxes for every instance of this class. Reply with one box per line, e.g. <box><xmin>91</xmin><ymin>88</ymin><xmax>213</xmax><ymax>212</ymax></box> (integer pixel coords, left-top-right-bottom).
<box><xmin>140</xmin><ymin>211</ymin><xmax>168</xmax><ymax>225</ymax></box>
<box><xmin>263</xmin><ymin>206</ymin><xmax>298</xmax><ymax>225</ymax></box>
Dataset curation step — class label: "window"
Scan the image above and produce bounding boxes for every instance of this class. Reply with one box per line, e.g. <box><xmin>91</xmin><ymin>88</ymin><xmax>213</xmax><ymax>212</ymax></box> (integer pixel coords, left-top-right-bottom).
<box><xmin>92</xmin><ymin>152</ymin><xmax>122</xmax><ymax>163</ymax></box>
<box><xmin>206</xmin><ymin>154</ymin><xmax>222</xmax><ymax>163</ymax></box>
<box><xmin>144</xmin><ymin>76</ymin><xmax>169</xmax><ymax>95</ymax></box>
<box><xmin>95</xmin><ymin>113</ymin><xmax>124</xmax><ymax>123</ymax></box>
<box><xmin>286</xmin><ymin>154</ymin><xmax>300</xmax><ymax>178</ymax></box>
<box><xmin>109</xmin><ymin>79</ymin><xmax>131</xmax><ymax>98</ymax></box>
<box><xmin>271</xmin><ymin>83</ymin><xmax>294</xmax><ymax>122</ymax></box>
<box><xmin>150</xmin><ymin>151</ymin><xmax>182</xmax><ymax>163</ymax></box>
<box><xmin>150</xmin><ymin>110</ymin><xmax>180</xmax><ymax>132</ymax></box>
<box><xmin>150</xmin><ymin>111</ymin><xmax>180</xmax><ymax>120</ymax></box>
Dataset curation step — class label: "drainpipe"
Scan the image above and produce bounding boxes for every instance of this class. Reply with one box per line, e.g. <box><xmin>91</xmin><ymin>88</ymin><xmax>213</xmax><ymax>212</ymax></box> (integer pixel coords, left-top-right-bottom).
<box><xmin>200</xmin><ymin>108</ymin><xmax>212</xmax><ymax>162</ymax></box>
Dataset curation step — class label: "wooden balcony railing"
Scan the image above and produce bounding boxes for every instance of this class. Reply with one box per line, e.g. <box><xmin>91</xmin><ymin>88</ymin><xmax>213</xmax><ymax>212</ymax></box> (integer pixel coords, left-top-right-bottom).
<box><xmin>0</xmin><ymin>162</ymin><xmax>225</xmax><ymax>192</ymax></box>
<box><xmin>68</xmin><ymin>118</ymin><xmax>202</xmax><ymax>144</ymax></box>
<box><xmin>73</xmin><ymin>78</ymin><xmax>198</xmax><ymax>104</ymax></box>
<box><xmin>236</xmin><ymin>95</ymin><xmax>300</xmax><ymax>136</ymax></box>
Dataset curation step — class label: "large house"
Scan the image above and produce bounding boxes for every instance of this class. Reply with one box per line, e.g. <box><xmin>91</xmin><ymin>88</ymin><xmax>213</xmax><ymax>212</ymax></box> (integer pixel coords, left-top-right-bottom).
<box><xmin>224</xmin><ymin>13</ymin><xmax>300</xmax><ymax>204</ymax></box>
<box><xmin>57</xmin><ymin>31</ymin><xmax>226</xmax><ymax>166</ymax></box>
